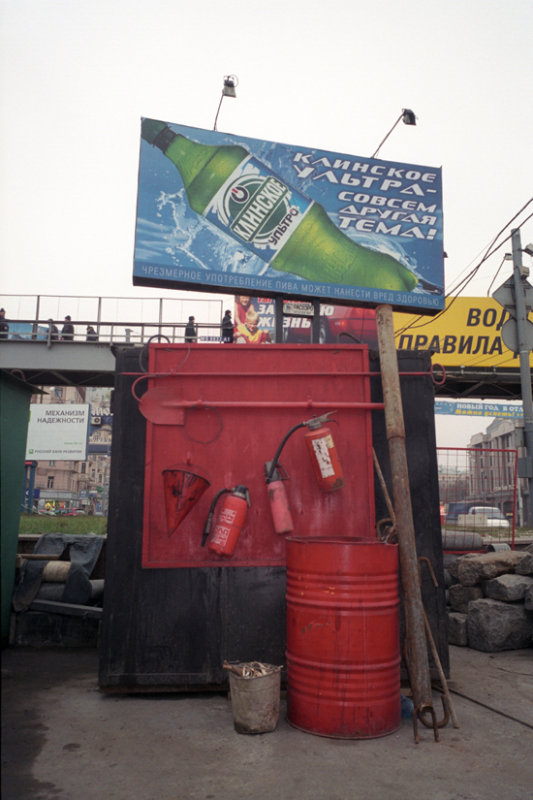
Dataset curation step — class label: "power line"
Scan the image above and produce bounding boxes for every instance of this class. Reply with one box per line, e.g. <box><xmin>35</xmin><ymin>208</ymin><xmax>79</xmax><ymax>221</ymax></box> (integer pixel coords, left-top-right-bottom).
<box><xmin>395</xmin><ymin>202</ymin><xmax>533</xmax><ymax>338</ymax></box>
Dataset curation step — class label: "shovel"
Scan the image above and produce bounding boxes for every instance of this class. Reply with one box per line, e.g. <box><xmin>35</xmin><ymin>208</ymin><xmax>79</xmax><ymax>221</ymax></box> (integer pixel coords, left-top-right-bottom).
<box><xmin>138</xmin><ymin>385</ymin><xmax>188</xmax><ymax>425</ymax></box>
<box><xmin>138</xmin><ymin>385</ymin><xmax>378</xmax><ymax>425</ymax></box>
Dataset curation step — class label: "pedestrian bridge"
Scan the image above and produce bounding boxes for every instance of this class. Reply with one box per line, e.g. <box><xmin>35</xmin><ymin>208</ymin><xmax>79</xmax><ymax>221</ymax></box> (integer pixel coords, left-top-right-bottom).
<box><xmin>0</xmin><ymin>293</ymin><xmax>524</xmax><ymax>397</ymax></box>
<box><xmin>0</xmin><ymin>293</ymin><xmax>225</xmax><ymax>386</ymax></box>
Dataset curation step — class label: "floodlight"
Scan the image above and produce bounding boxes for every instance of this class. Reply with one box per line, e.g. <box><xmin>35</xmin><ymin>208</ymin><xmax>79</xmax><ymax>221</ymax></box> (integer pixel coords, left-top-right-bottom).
<box><xmin>372</xmin><ymin>108</ymin><xmax>417</xmax><ymax>158</ymax></box>
<box><xmin>214</xmin><ymin>74</ymin><xmax>239</xmax><ymax>130</ymax></box>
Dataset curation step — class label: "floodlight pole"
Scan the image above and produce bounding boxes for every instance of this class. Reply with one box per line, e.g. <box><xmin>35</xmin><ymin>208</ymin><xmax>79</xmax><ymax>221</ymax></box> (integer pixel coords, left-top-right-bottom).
<box><xmin>511</xmin><ymin>228</ymin><xmax>533</xmax><ymax>524</ymax></box>
<box><xmin>213</xmin><ymin>94</ymin><xmax>224</xmax><ymax>131</ymax></box>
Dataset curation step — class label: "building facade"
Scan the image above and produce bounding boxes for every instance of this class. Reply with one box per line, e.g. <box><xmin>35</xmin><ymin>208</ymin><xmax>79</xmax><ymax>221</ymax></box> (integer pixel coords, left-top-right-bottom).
<box><xmin>468</xmin><ymin>417</ymin><xmax>529</xmax><ymax>526</ymax></box>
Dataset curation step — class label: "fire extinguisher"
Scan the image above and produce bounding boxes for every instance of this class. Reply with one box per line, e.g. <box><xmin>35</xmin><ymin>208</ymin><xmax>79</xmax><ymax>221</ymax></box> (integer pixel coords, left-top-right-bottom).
<box><xmin>202</xmin><ymin>486</ymin><xmax>251</xmax><ymax>557</ymax></box>
<box><xmin>304</xmin><ymin>414</ymin><xmax>344</xmax><ymax>491</ymax></box>
<box><xmin>264</xmin><ymin>461</ymin><xmax>294</xmax><ymax>535</ymax></box>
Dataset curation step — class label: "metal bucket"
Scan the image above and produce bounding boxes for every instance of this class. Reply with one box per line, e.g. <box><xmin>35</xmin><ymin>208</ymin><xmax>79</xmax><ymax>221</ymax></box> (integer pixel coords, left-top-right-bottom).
<box><xmin>228</xmin><ymin>669</ymin><xmax>281</xmax><ymax>734</ymax></box>
<box><xmin>286</xmin><ymin>536</ymin><xmax>400</xmax><ymax>739</ymax></box>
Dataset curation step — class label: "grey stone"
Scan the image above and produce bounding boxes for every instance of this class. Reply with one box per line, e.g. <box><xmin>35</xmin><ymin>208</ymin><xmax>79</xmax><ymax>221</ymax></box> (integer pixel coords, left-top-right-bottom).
<box><xmin>525</xmin><ymin>585</ymin><xmax>533</xmax><ymax>612</ymax></box>
<box><xmin>448</xmin><ymin>583</ymin><xmax>483</xmax><ymax>613</ymax></box>
<box><xmin>448</xmin><ymin>612</ymin><xmax>468</xmax><ymax>646</ymax></box>
<box><xmin>515</xmin><ymin>552</ymin><xmax>533</xmax><ymax>576</ymax></box>
<box><xmin>443</xmin><ymin>568</ymin><xmax>455</xmax><ymax>588</ymax></box>
<box><xmin>456</xmin><ymin>551</ymin><xmax>524</xmax><ymax>586</ymax></box>
<box><xmin>447</xmin><ymin>553</ymin><xmax>478</xmax><ymax>581</ymax></box>
<box><xmin>467</xmin><ymin>598</ymin><xmax>533</xmax><ymax>652</ymax></box>
<box><xmin>483</xmin><ymin>574</ymin><xmax>533</xmax><ymax>602</ymax></box>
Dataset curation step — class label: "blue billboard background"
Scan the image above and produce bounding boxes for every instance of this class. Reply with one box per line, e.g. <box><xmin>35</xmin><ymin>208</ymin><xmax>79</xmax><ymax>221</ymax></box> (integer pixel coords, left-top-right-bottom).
<box><xmin>133</xmin><ymin>120</ymin><xmax>444</xmax><ymax>311</ymax></box>
<box><xmin>435</xmin><ymin>400</ymin><xmax>524</xmax><ymax>418</ymax></box>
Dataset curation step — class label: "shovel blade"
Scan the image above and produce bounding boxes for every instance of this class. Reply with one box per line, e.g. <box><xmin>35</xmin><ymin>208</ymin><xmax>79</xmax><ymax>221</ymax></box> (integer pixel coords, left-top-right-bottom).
<box><xmin>139</xmin><ymin>386</ymin><xmax>185</xmax><ymax>425</ymax></box>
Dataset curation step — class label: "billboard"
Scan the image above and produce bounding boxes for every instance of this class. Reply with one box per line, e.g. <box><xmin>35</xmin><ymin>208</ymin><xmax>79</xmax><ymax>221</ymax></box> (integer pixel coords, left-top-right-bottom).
<box><xmin>435</xmin><ymin>400</ymin><xmax>524</xmax><ymax>418</ymax></box>
<box><xmin>230</xmin><ymin>296</ymin><xmax>380</xmax><ymax>347</ymax></box>
<box><xmin>25</xmin><ymin>404</ymin><xmax>90</xmax><ymax>461</ymax></box>
<box><xmin>133</xmin><ymin>119</ymin><xmax>444</xmax><ymax>312</ymax></box>
<box><xmin>395</xmin><ymin>297</ymin><xmax>533</xmax><ymax>368</ymax></box>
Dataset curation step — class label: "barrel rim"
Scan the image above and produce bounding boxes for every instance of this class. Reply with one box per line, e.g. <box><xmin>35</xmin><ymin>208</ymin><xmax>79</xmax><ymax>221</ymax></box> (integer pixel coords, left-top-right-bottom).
<box><xmin>285</xmin><ymin>536</ymin><xmax>397</xmax><ymax>547</ymax></box>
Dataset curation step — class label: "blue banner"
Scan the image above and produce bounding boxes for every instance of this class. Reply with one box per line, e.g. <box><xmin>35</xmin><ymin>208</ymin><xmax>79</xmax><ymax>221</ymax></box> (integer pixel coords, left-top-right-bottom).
<box><xmin>435</xmin><ymin>400</ymin><xmax>524</xmax><ymax>418</ymax></box>
<box><xmin>133</xmin><ymin>119</ymin><xmax>444</xmax><ymax>312</ymax></box>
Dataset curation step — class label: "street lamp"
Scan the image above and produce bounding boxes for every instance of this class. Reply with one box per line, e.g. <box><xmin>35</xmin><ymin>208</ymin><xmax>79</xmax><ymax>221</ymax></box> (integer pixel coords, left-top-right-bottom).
<box><xmin>371</xmin><ymin>108</ymin><xmax>417</xmax><ymax>159</ymax></box>
<box><xmin>213</xmin><ymin>75</ymin><xmax>239</xmax><ymax>131</ymax></box>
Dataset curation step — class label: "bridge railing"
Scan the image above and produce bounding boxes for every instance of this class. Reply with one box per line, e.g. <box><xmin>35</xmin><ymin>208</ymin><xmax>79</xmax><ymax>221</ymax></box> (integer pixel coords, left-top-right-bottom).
<box><xmin>0</xmin><ymin>293</ymin><xmax>225</xmax><ymax>344</ymax></box>
<box><xmin>0</xmin><ymin>319</ymin><xmax>224</xmax><ymax>344</ymax></box>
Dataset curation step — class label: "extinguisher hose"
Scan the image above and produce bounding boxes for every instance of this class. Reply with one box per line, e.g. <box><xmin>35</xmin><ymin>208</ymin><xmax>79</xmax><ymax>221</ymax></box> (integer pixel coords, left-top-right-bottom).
<box><xmin>201</xmin><ymin>488</ymin><xmax>231</xmax><ymax>547</ymax></box>
<box><xmin>266</xmin><ymin>421</ymin><xmax>307</xmax><ymax>483</ymax></box>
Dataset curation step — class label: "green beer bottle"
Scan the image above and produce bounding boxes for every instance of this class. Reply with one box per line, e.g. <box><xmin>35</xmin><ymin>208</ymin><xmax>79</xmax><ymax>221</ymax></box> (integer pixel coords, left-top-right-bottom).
<box><xmin>141</xmin><ymin>118</ymin><xmax>417</xmax><ymax>292</ymax></box>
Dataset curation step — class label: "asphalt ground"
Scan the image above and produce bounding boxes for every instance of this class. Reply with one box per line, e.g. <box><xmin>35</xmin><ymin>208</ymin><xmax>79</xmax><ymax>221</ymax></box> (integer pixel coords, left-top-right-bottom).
<box><xmin>2</xmin><ymin>645</ymin><xmax>532</xmax><ymax>800</ymax></box>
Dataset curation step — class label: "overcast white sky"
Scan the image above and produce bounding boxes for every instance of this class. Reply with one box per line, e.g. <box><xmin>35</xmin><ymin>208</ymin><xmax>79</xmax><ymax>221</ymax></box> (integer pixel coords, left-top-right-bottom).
<box><xmin>1</xmin><ymin>0</ymin><xmax>531</xmax><ymax>446</ymax></box>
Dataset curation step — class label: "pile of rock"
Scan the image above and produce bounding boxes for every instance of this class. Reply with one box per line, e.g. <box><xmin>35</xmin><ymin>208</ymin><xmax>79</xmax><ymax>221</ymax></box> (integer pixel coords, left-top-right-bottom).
<box><xmin>446</xmin><ymin>545</ymin><xmax>533</xmax><ymax>652</ymax></box>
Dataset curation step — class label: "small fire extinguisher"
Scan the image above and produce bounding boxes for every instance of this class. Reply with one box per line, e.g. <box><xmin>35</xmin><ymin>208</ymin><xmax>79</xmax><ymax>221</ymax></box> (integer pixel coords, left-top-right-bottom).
<box><xmin>304</xmin><ymin>414</ymin><xmax>344</xmax><ymax>491</ymax></box>
<box><xmin>202</xmin><ymin>486</ymin><xmax>251</xmax><ymax>557</ymax></box>
<box><xmin>265</xmin><ymin>461</ymin><xmax>294</xmax><ymax>535</ymax></box>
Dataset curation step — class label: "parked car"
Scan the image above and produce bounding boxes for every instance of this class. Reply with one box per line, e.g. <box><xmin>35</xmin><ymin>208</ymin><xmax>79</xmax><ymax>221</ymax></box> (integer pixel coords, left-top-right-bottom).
<box><xmin>465</xmin><ymin>507</ymin><xmax>510</xmax><ymax>529</ymax></box>
<box><xmin>444</xmin><ymin>501</ymin><xmax>489</xmax><ymax>523</ymax></box>
<box><xmin>63</xmin><ymin>509</ymin><xmax>85</xmax><ymax>516</ymax></box>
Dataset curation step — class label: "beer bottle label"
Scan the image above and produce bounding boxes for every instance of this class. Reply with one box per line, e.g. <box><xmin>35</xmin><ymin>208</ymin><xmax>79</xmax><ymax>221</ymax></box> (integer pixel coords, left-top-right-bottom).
<box><xmin>205</xmin><ymin>156</ymin><xmax>312</xmax><ymax>262</ymax></box>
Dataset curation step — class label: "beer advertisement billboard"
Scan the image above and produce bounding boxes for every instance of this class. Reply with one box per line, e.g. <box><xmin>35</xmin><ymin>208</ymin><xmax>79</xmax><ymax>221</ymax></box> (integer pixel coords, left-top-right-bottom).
<box><xmin>133</xmin><ymin>119</ymin><xmax>444</xmax><ymax>312</ymax></box>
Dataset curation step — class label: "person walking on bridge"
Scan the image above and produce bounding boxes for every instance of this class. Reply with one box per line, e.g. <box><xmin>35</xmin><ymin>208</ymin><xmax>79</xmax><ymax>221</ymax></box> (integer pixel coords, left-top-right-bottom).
<box><xmin>47</xmin><ymin>320</ymin><xmax>59</xmax><ymax>341</ymax></box>
<box><xmin>0</xmin><ymin>308</ymin><xmax>9</xmax><ymax>340</ymax></box>
<box><xmin>61</xmin><ymin>315</ymin><xmax>75</xmax><ymax>341</ymax></box>
<box><xmin>184</xmin><ymin>315</ymin><xmax>198</xmax><ymax>343</ymax></box>
<box><xmin>221</xmin><ymin>310</ymin><xmax>234</xmax><ymax>343</ymax></box>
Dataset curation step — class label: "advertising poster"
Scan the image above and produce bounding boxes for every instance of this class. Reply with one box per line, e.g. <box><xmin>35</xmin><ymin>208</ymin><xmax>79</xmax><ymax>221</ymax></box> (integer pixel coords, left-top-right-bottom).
<box><xmin>394</xmin><ymin>297</ymin><xmax>533</xmax><ymax>368</ymax></box>
<box><xmin>435</xmin><ymin>400</ymin><xmax>524</xmax><ymax>418</ymax></box>
<box><xmin>232</xmin><ymin>296</ymin><xmax>379</xmax><ymax>347</ymax></box>
<box><xmin>133</xmin><ymin>119</ymin><xmax>444</xmax><ymax>312</ymax></box>
<box><xmin>25</xmin><ymin>404</ymin><xmax>90</xmax><ymax>461</ymax></box>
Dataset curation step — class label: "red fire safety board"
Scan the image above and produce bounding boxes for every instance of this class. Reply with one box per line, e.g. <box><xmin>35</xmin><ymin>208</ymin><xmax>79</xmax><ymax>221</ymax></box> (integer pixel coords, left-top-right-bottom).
<box><xmin>138</xmin><ymin>344</ymin><xmax>378</xmax><ymax>568</ymax></box>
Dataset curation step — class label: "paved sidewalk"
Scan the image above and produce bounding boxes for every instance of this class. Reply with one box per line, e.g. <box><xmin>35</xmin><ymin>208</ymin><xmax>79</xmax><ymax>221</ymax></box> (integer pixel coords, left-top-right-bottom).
<box><xmin>2</xmin><ymin>645</ymin><xmax>532</xmax><ymax>800</ymax></box>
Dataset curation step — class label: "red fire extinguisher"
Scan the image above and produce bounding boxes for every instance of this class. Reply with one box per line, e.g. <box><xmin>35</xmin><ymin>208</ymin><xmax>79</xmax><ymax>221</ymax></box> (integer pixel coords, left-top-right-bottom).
<box><xmin>265</xmin><ymin>461</ymin><xmax>294</xmax><ymax>535</ymax></box>
<box><xmin>202</xmin><ymin>486</ymin><xmax>251</xmax><ymax>557</ymax></box>
<box><xmin>304</xmin><ymin>414</ymin><xmax>344</xmax><ymax>492</ymax></box>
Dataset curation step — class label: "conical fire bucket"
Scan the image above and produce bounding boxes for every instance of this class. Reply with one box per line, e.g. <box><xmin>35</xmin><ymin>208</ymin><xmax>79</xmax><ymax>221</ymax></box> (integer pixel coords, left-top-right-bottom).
<box><xmin>162</xmin><ymin>465</ymin><xmax>210</xmax><ymax>536</ymax></box>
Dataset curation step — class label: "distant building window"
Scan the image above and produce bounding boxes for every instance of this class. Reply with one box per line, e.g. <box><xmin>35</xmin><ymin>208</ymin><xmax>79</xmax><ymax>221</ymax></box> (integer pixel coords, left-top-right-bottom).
<box><xmin>54</xmin><ymin>387</ymin><xmax>63</xmax><ymax>398</ymax></box>
<box><xmin>49</xmin><ymin>460</ymin><xmax>56</xmax><ymax>467</ymax></box>
<box><xmin>81</xmin><ymin>463</ymin><xmax>86</xmax><ymax>474</ymax></box>
<box><xmin>47</xmin><ymin>476</ymin><xmax>54</xmax><ymax>489</ymax></box>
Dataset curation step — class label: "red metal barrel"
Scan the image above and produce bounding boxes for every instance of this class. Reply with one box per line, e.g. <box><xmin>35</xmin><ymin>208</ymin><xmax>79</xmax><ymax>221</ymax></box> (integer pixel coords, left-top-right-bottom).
<box><xmin>286</xmin><ymin>536</ymin><xmax>400</xmax><ymax>738</ymax></box>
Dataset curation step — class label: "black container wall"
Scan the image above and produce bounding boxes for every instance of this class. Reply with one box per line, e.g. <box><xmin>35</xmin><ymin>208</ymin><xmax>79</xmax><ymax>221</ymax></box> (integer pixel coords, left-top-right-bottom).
<box><xmin>371</xmin><ymin>349</ymin><xmax>449</xmax><ymax>678</ymax></box>
<box><xmin>98</xmin><ymin>347</ymin><xmax>447</xmax><ymax>691</ymax></box>
<box><xmin>99</xmin><ymin>347</ymin><xmax>286</xmax><ymax>689</ymax></box>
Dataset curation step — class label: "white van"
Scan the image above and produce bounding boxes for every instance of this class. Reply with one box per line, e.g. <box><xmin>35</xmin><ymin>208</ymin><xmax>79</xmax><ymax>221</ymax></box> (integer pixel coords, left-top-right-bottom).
<box><xmin>466</xmin><ymin>507</ymin><xmax>510</xmax><ymax>529</ymax></box>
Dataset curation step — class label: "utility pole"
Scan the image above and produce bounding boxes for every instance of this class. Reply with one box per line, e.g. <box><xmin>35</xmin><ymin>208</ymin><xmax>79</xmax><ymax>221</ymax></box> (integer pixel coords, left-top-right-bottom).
<box><xmin>494</xmin><ymin>228</ymin><xmax>533</xmax><ymax>525</ymax></box>
<box><xmin>512</xmin><ymin>229</ymin><xmax>533</xmax><ymax>525</ymax></box>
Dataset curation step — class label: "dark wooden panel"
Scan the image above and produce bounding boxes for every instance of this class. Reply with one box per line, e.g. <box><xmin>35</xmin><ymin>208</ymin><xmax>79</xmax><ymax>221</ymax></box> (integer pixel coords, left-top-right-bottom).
<box><xmin>371</xmin><ymin>350</ymin><xmax>449</xmax><ymax>677</ymax></box>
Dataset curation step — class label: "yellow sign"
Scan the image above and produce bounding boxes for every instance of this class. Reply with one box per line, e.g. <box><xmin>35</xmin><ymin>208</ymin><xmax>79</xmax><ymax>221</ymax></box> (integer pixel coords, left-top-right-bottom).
<box><xmin>394</xmin><ymin>297</ymin><xmax>533</xmax><ymax>368</ymax></box>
